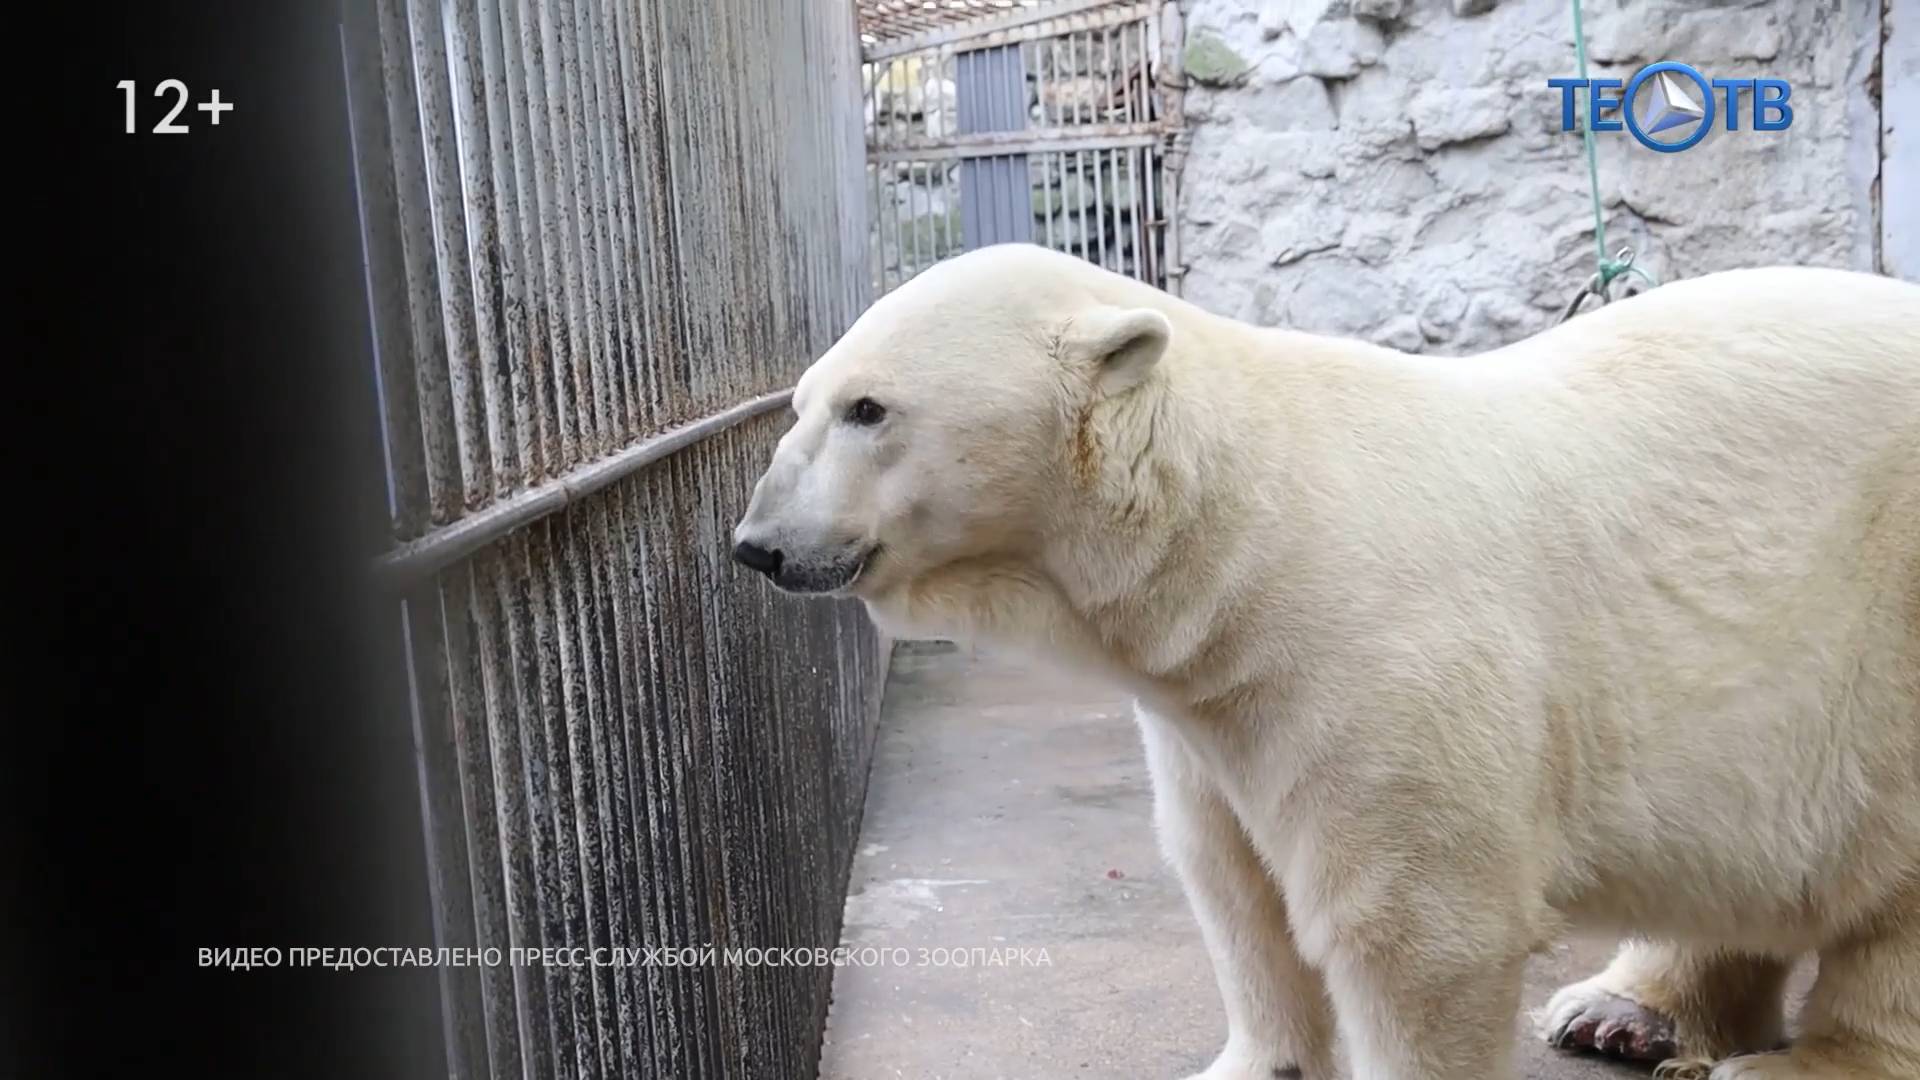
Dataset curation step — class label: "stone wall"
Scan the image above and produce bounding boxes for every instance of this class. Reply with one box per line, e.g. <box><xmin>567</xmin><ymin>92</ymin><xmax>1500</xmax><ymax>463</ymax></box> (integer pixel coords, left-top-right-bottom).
<box><xmin>1174</xmin><ymin>0</ymin><xmax>1889</xmax><ymax>354</ymax></box>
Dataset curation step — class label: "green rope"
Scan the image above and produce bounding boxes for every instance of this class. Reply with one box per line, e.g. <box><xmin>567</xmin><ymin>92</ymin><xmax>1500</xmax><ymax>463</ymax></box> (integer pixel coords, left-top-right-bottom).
<box><xmin>1570</xmin><ymin>0</ymin><xmax>1654</xmax><ymax>295</ymax></box>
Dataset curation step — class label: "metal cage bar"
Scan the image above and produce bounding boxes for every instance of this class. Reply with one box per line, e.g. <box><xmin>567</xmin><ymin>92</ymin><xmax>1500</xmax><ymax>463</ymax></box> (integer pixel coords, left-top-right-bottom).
<box><xmin>344</xmin><ymin>3</ymin><xmax>888</xmax><ymax>1078</ymax></box>
<box><xmin>862</xmin><ymin>0</ymin><xmax>1178</xmax><ymax>295</ymax></box>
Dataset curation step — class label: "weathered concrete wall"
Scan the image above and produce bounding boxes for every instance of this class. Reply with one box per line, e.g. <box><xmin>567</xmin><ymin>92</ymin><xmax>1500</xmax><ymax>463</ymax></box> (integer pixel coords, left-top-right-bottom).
<box><xmin>1175</xmin><ymin>0</ymin><xmax>1893</xmax><ymax>354</ymax></box>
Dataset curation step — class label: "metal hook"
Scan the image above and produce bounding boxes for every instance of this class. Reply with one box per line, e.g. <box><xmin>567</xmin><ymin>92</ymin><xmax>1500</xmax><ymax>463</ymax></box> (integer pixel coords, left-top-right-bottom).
<box><xmin>1559</xmin><ymin>284</ymin><xmax>1600</xmax><ymax>324</ymax></box>
<box><xmin>1561</xmin><ymin>248</ymin><xmax>1648</xmax><ymax>323</ymax></box>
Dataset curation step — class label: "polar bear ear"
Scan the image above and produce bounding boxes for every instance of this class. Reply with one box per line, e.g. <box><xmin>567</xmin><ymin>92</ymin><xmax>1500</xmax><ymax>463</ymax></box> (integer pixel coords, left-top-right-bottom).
<box><xmin>1061</xmin><ymin>306</ymin><xmax>1171</xmax><ymax>398</ymax></box>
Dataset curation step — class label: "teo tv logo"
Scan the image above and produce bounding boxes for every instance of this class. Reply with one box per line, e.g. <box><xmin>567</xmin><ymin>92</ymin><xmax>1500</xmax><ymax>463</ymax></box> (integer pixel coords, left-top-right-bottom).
<box><xmin>1549</xmin><ymin>61</ymin><xmax>1793</xmax><ymax>153</ymax></box>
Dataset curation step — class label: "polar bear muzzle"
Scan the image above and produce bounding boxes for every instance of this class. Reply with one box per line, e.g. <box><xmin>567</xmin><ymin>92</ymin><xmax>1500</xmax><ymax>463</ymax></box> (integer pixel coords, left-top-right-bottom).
<box><xmin>730</xmin><ymin>534</ymin><xmax>877</xmax><ymax>595</ymax></box>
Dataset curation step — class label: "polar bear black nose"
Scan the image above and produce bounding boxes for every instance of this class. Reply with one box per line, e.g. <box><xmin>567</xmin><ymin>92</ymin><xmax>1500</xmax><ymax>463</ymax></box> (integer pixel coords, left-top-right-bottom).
<box><xmin>731</xmin><ymin>539</ymin><xmax>784</xmax><ymax>578</ymax></box>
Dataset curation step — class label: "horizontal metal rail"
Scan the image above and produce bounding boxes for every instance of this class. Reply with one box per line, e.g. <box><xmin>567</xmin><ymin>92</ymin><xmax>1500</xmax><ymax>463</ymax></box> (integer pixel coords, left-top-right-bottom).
<box><xmin>863</xmin><ymin>0</ymin><xmax>1140</xmax><ymax>61</ymax></box>
<box><xmin>371</xmin><ymin>388</ymin><xmax>792</xmax><ymax>591</ymax></box>
<box><xmin>871</xmin><ymin>120</ymin><xmax>1160</xmax><ymax>158</ymax></box>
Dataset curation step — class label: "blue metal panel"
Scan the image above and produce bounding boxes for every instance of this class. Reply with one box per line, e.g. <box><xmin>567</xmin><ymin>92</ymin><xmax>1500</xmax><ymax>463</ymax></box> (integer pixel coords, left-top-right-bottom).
<box><xmin>956</xmin><ymin>44</ymin><xmax>1033</xmax><ymax>249</ymax></box>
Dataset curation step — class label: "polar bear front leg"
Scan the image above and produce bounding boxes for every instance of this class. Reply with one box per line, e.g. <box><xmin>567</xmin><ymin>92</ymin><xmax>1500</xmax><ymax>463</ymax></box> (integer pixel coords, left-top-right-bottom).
<box><xmin>1319</xmin><ymin>934</ymin><xmax>1529</xmax><ymax>1080</ymax></box>
<box><xmin>1277</xmin><ymin>807</ymin><xmax>1533</xmax><ymax>1080</ymax></box>
<box><xmin>1139</xmin><ymin>710</ymin><xmax>1338</xmax><ymax>1080</ymax></box>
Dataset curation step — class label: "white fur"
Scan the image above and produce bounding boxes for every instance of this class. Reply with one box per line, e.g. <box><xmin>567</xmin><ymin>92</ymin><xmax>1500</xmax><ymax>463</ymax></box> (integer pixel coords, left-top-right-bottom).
<box><xmin>734</xmin><ymin>244</ymin><xmax>1920</xmax><ymax>1079</ymax></box>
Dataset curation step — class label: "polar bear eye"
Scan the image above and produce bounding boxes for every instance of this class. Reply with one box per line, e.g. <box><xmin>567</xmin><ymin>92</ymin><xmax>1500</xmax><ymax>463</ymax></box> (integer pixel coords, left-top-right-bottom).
<box><xmin>845</xmin><ymin>397</ymin><xmax>887</xmax><ymax>427</ymax></box>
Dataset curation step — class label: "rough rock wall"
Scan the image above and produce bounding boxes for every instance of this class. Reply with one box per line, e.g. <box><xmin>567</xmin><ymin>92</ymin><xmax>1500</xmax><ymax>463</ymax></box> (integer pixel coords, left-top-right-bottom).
<box><xmin>1175</xmin><ymin>0</ymin><xmax>1887</xmax><ymax>353</ymax></box>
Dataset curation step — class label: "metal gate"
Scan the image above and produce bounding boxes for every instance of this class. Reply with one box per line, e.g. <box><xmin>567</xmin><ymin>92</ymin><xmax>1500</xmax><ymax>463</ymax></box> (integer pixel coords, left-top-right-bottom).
<box><xmin>340</xmin><ymin>1</ymin><xmax>885</xmax><ymax>1077</ymax></box>
<box><xmin>861</xmin><ymin>0</ymin><xmax>1187</xmax><ymax>296</ymax></box>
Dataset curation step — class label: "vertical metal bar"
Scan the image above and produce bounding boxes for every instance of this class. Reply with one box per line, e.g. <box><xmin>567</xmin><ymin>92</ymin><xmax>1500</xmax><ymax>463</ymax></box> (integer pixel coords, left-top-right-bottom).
<box><xmin>1063</xmin><ymin>32</ymin><xmax>1083</xmax><ymax>263</ymax></box>
<box><xmin>1147</xmin><ymin>141</ymin><xmax>1161</xmax><ymax>287</ymax></box>
<box><xmin>600</xmin><ymin>478</ymin><xmax>681</xmax><ymax>1079</ymax></box>
<box><xmin>1149</xmin><ymin>7</ymin><xmax>1165</xmax><ymax>286</ymax></box>
<box><xmin>560</xmin><ymin>0</ymin><xmax>620</xmax><ymax>454</ymax></box>
<box><xmin>531</xmin><ymin>0</ymin><xmax>593</xmax><ymax>465</ymax></box>
<box><xmin>882</xmin><ymin>59</ymin><xmax>897</xmax><ymax>291</ymax></box>
<box><xmin>447</xmin><ymin>0</ymin><xmax>522</xmax><ymax>494</ymax></box>
<box><xmin>499</xmin><ymin>530</ymin><xmax>581</xmax><ymax>1079</ymax></box>
<box><xmin>471</xmin><ymin>549</ymin><xmax>552</xmax><ymax>1078</ymax></box>
<box><xmin>573</xmin><ymin>498</ymin><xmax>644</xmax><ymax>1078</ymax></box>
<box><xmin>1136</xmin><ymin>18</ymin><xmax>1153</xmax><ymax>283</ymax></box>
<box><xmin>629</xmin><ymin>0</ymin><xmax>695</xmax><ymax>426</ymax></box>
<box><xmin>870</xmin><ymin>159</ymin><xmax>884</xmax><ymax>296</ymax></box>
<box><xmin>1126</xmin><ymin>16</ymin><xmax>1142</xmax><ymax>126</ymax></box>
<box><xmin>525</xmin><ymin>515</ymin><xmax>603</xmax><ymax>1080</ymax></box>
<box><xmin>939</xmin><ymin>143</ymin><xmax>953</xmax><ymax>260</ymax></box>
<box><xmin>411</xmin><ymin>0</ymin><xmax>496</xmax><ymax>506</ymax></box>
<box><xmin>980</xmin><ymin>49</ymin><xmax>999</xmax><ymax>245</ymax></box>
<box><xmin>546</xmin><ymin>509</ymin><xmax>618</xmax><ymax>1080</ymax></box>
<box><xmin>439</xmin><ymin>568</ymin><xmax>525</xmax><ymax>1078</ymax></box>
<box><xmin>918</xmin><ymin>75</ymin><xmax>931</xmax><ymax>279</ymax></box>
<box><xmin>1040</xmin><ymin>28</ymin><xmax>1058</xmax><ymax>254</ymax></box>
<box><xmin>376</xmin><ymin>0</ymin><xmax>474</xmax><ymax>529</ymax></box>
<box><xmin>975</xmin><ymin>47</ymin><xmax>989</xmax><ymax>251</ymax></box>
<box><xmin>515</xmin><ymin>0</ymin><xmax>574</xmax><ymax>473</ymax></box>
<box><xmin>907</xmin><ymin>158</ymin><xmax>920</xmax><ymax>280</ymax></box>
<box><xmin>1098</xmin><ymin>128</ymin><xmax>1113</xmax><ymax>267</ymax></box>
<box><xmin>598</xmin><ymin>0</ymin><xmax>654</xmax><ymax>439</ymax></box>
<box><xmin>622</xmin><ymin>471</ymin><xmax>718</xmax><ymax>1080</ymax></box>
<box><xmin>670</xmin><ymin>447</ymin><xmax>741</xmax><ymax>1075</ymax></box>
<box><xmin>1051</xmin><ymin>32</ymin><xmax>1066</xmax><ymax>132</ymax></box>
<box><xmin>654</xmin><ymin>453</ymin><xmax>727</xmax><ymax>1076</ymax></box>
<box><xmin>711</xmin><ymin>0</ymin><xmax>756</xmax><ymax>413</ymax></box>
<box><xmin>342</xmin><ymin>3</ymin><xmax>430</xmax><ymax>542</ymax></box>
<box><xmin>400</xmin><ymin>588</ymin><xmax>491</xmax><ymax>1080</ymax></box>
<box><xmin>863</xmin><ymin>56</ymin><xmax>877</xmax><ymax>292</ymax></box>
<box><xmin>1141</xmin><ymin>16</ymin><xmax>1156</xmax><ymax>123</ymax></box>
<box><xmin>1131</xmin><ymin>144</ymin><xmax>1147</xmax><ymax>280</ymax></box>
<box><xmin>1011</xmin><ymin>42</ymin><xmax>1035</xmax><ymax>244</ymax></box>
<box><xmin>544</xmin><ymin>0</ymin><xmax>604</xmax><ymax>458</ymax></box>
<box><xmin>1070</xmin><ymin>29</ymin><xmax>1083</xmax><ymax>126</ymax></box>
<box><xmin>1100</xmin><ymin>26</ymin><xmax>1116</xmax><ymax>271</ymax></box>
<box><xmin>1037</xmin><ymin>30</ymin><xmax>1052</xmax><ymax>130</ymax></box>
<box><xmin>899</xmin><ymin>58</ymin><xmax>914</xmax><ymax>285</ymax></box>
<box><xmin>720</xmin><ymin>0</ymin><xmax>757</xmax><ymax>404</ymax></box>
<box><xmin>1123</xmin><ymin>19</ymin><xmax>1143</xmax><ymax>280</ymax></box>
<box><xmin>1074</xmin><ymin>147</ymin><xmax>1087</xmax><ymax>263</ymax></box>
<box><xmin>577</xmin><ymin>0</ymin><xmax>640</xmax><ymax>446</ymax></box>
<box><xmin>1157</xmin><ymin>7</ymin><xmax>1184</xmax><ymax>296</ymax></box>
<box><xmin>1098</xmin><ymin>28</ymin><xmax>1113</xmax><ymax>269</ymax></box>
<box><xmin>991</xmin><ymin>44</ymin><xmax>1008</xmax><ymax>246</ymax></box>
<box><xmin>491</xmin><ymin>0</ymin><xmax>562</xmax><ymax>480</ymax></box>
<box><xmin>955</xmin><ymin>49</ymin><xmax>974</xmax><ymax>253</ymax></box>
<box><xmin>1036</xmin><ymin>151</ymin><xmax>1052</xmax><ymax>251</ymax></box>
<box><xmin>920</xmin><ymin>44</ymin><xmax>936</xmax><ymax>141</ymax></box>
<box><xmin>944</xmin><ymin>45</ymin><xmax>959</xmax><ymax>259</ymax></box>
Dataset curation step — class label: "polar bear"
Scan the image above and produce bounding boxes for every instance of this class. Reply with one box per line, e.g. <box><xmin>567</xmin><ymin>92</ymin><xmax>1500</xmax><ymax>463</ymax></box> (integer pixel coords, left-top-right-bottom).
<box><xmin>731</xmin><ymin>243</ymin><xmax>1920</xmax><ymax>1080</ymax></box>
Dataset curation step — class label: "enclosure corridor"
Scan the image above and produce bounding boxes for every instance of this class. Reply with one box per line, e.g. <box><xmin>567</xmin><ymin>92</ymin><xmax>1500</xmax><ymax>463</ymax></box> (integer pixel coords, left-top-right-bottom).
<box><xmin>817</xmin><ymin>642</ymin><xmax>1814</xmax><ymax>1080</ymax></box>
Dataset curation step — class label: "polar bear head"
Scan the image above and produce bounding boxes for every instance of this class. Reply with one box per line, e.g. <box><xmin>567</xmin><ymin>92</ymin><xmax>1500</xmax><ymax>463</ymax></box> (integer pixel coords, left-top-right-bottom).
<box><xmin>731</xmin><ymin>244</ymin><xmax>1172</xmax><ymax>622</ymax></box>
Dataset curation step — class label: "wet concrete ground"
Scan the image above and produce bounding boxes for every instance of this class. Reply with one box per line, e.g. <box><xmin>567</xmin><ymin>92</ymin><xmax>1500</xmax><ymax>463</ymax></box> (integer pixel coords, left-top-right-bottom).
<box><xmin>819</xmin><ymin>641</ymin><xmax>1811</xmax><ymax>1080</ymax></box>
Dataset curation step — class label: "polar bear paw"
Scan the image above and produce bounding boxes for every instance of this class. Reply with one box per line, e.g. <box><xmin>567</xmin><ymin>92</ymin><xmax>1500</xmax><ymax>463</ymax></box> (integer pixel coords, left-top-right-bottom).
<box><xmin>1181</xmin><ymin>1044</ymin><xmax>1303</xmax><ymax>1080</ymax></box>
<box><xmin>1537</xmin><ymin>979</ymin><xmax>1678</xmax><ymax>1062</ymax></box>
<box><xmin>1701</xmin><ymin>1049</ymin><xmax>1883</xmax><ymax>1079</ymax></box>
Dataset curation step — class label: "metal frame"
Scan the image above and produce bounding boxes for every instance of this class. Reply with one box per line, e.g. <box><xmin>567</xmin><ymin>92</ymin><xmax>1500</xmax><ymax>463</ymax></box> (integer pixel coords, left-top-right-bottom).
<box><xmin>862</xmin><ymin>0</ymin><xmax>1184</xmax><ymax>295</ymax></box>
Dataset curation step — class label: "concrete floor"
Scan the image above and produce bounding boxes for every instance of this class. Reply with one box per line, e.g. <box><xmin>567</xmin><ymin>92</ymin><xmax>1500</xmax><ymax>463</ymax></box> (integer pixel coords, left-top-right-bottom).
<box><xmin>819</xmin><ymin>641</ymin><xmax>1810</xmax><ymax>1080</ymax></box>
